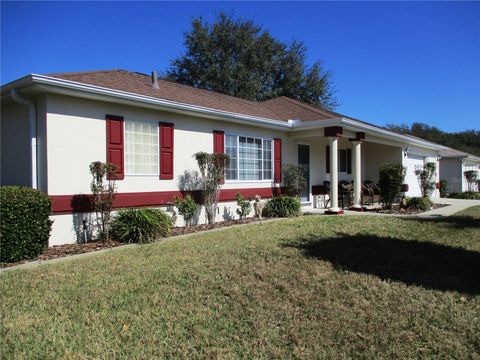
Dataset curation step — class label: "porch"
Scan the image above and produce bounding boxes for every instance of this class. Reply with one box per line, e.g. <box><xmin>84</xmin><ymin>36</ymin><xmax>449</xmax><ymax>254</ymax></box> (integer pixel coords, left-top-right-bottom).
<box><xmin>287</xmin><ymin>126</ymin><xmax>405</xmax><ymax>213</ymax></box>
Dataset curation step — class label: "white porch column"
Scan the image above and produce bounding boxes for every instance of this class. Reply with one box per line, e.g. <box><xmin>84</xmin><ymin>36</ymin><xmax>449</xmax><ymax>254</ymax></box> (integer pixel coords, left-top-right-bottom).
<box><xmin>351</xmin><ymin>140</ymin><xmax>362</xmax><ymax>208</ymax></box>
<box><xmin>328</xmin><ymin>136</ymin><xmax>340</xmax><ymax>213</ymax></box>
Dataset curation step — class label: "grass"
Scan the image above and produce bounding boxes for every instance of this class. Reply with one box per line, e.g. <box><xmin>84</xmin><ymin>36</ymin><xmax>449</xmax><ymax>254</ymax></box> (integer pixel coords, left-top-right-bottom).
<box><xmin>1</xmin><ymin>208</ymin><xmax>480</xmax><ymax>359</ymax></box>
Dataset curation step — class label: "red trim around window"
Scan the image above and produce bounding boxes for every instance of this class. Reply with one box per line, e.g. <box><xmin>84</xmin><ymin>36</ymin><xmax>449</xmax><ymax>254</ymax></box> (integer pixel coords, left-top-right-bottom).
<box><xmin>106</xmin><ymin>115</ymin><xmax>124</xmax><ymax>180</ymax></box>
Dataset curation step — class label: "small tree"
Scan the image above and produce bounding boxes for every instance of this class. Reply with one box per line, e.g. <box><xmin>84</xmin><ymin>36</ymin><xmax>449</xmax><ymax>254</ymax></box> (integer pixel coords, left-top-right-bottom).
<box><xmin>89</xmin><ymin>161</ymin><xmax>117</xmax><ymax>240</ymax></box>
<box><xmin>235</xmin><ymin>193</ymin><xmax>252</xmax><ymax>219</ymax></box>
<box><xmin>175</xmin><ymin>194</ymin><xmax>197</xmax><ymax>227</ymax></box>
<box><xmin>464</xmin><ymin>170</ymin><xmax>478</xmax><ymax>192</ymax></box>
<box><xmin>378</xmin><ymin>163</ymin><xmax>406</xmax><ymax>210</ymax></box>
<box><xmin>193</xmin><ymin>152</ymin><xmax>229</xmax><ymax>224</ymax></box>
<box><xmin>283</xmin><ymin>164</ymin><xmax>307</xmax><ymax>197</ymax></box>
<box><xmin>414</xmin><ymin>162</ymin><xmax>436</xmax><ymax>198</ymax></box>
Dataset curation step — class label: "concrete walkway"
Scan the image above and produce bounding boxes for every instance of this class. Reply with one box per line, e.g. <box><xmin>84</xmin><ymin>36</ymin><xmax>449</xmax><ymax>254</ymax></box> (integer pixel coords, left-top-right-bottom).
<box><xmin>416</xmin><ymin>198</ymin><xmax>480</xmax><ymax>217</ymax></box>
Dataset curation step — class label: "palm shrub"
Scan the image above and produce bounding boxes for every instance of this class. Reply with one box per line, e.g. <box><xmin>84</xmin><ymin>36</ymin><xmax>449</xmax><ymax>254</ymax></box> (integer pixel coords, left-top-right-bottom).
<box><xmin>406</xmin><ymin>197</ymin><xmax>432</xmax><ymax>211</ymax></box>
<box><xmin>283</xmin><ymin>164</ymin><xmax>307</xmax><ymax>197</ymax></box>
<box><xmin>236</xmin><ymin>193</ymin><xmax>252</xmax><ymax>219</ymax></box>
<box><xmin>378</xmin><ymin>163</ymin><xmax>406</xmax><ymax>210</ymax></box>
<box><xmin>175</xmin><ymin>194</ymin><xmax>197</xmax><ymax>227</ymax></box>
<box><xmin>0</xmin><ymin>186</ymin><xmax>53</xmax><ymax>262</ymax></box>
<box><xmin>263</xmin><ymin>196</ymin><xmax>301</xmax><ymax>218</ymax></box>
<box><xmin>414</xmin><ymin>162</ymin><xmax>437</xmax><ymax>198</ymax></box>
<box><xmin>111</xmin><ymin>208</ymin><xmax>172</xmax><ymax>244</ymax></box>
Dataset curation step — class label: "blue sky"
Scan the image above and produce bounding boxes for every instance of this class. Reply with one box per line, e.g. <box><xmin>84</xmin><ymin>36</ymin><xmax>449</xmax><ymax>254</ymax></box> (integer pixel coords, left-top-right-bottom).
<box><xmin>2</xmin><ymin>1</ymin><xmax>479</xmax><ymax>132</ymax></box>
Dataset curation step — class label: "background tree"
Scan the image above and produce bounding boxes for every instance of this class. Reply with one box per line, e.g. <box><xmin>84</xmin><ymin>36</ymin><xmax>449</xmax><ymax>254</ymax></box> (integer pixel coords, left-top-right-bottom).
<box><xmin>166</xmin><ymin>12</ymin><xmax>337</xmax><ymax>109</ymax></box>
<box><xmin>386</xmin><ymin>122</ymin><xmax>480</xmax><ymax>156</ymax></box>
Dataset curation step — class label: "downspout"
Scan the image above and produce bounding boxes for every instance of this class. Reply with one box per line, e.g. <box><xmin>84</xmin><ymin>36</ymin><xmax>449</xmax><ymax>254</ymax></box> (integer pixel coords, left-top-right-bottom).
<box><xmin>10</xmin><ymin>89</ymin><xmax>38</xmax><ymax>189</ymax></box>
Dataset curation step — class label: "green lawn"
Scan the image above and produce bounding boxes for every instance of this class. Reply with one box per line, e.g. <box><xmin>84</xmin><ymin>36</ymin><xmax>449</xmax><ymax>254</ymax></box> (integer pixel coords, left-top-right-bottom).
<box><xmin>1</xmin><ymin>208</ymin><xmax>480</xmax><ymax>359</ymax></box>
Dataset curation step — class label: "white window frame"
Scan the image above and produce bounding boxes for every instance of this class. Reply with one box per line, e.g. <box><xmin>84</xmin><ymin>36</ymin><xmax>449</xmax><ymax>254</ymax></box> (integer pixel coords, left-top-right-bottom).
<box><xmin>224</xmin><ymin>133</ymin><xmax>274</xmax><ymax>183</ymax></box>
<box><xmin>124</xmin><ymin>120</ymin><xmax>160</xmax><ymax>177</ymax></box>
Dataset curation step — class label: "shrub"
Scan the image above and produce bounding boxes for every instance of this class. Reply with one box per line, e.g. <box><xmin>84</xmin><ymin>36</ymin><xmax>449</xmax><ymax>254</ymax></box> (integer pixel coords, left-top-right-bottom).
<box><xmin>283</xmin><ymin>164</ymin><xmax>307</xmax><ymax>197</ymax></box>
<box><xmin>464</xmin><ymin>170</ymin><xmax>478</xmax><ymax>192</ymax></box>
<box><xmin>263</xmin><ymin>196</ymin><xmax>301</xmax><ymax>218</ymax></box>
<box><xmin>175</xmin><ymin>194</ymin><xmax>197</xmax><ymax>227</ymax></box>
<box><xmin>89</xmin><ymin>161</ymin><xmax>117</xmax><ymax>240</ymax></box>
<box><xmin>406</xmin><ymin>197</ymin><xmax>432</xmax><ymax>211</ymax></box>
<box><xmin>449</xmin><ymin>191</ymin><xmax>480</xmax><ymax>200</ymax></box>
<box><xmin>236</xmin><ymin>193</ymin><xmax>252</xmax><ymax>219</ymax></box>
<box><xmin>0</xmin><ymin>186</ymin><xmax>53</xmax><ymax>263</ymax></box>
<box><xmin>439</xmin><ymin>180</ymin><xmax>448</xmax><ymax>198</ymax></box>
<box><xmin>193</xmin><ymin>152</ymin><xmax>229</xmax><ymax>224</ymax></box>
<box><xmin>414</xmin><ymin>162</ymin><xmax>436</xmax><ymax>198</ymax></box>
<box><xmin>378</xmin><ymin>163</ymin><xmax>406</xmax><ymax>210</ymax></box>
<box><xmin>111</xmin><ymin>208</ymin><xmax>172</xmax><ymax>244</ymax></box>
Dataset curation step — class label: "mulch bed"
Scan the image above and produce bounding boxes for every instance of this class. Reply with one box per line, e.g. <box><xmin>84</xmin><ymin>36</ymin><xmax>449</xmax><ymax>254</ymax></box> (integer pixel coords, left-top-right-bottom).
<box><xmin>370</xmin><ymin>203</ymin><xmax>449</xmax><ymax>215</ymax></box>
<box><xmin>2</xmin><ymin>218</ymin><xmax>266</xmax><ymax>268</ymax></box>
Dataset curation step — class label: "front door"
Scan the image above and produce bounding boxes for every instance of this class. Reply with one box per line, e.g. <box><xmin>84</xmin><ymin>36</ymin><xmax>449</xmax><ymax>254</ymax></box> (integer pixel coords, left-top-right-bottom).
<box><xmin>298</xmin><ymin>144</ymin><xmax>310</xmax><ymax>202</ymax></box>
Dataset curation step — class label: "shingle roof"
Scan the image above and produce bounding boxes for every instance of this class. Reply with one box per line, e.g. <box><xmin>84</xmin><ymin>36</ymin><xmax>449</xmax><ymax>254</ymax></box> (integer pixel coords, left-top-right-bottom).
<box><xmin>46</xmin><ymin>69</ymin><xmax>338</xmax><ymax>122</ymax></box>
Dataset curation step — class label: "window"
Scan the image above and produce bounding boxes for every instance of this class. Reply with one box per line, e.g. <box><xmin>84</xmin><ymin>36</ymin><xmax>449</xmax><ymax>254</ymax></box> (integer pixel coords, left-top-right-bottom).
<box><xmin>225</xmin><ymin>134</ymin><xmax>273</xmax><ymax>181</ymax></box>
<box><xmin>125</xmin><ymin>121</ymin><xmax>159</xmax><ymax>175</ymax></box>
<box><xmin>339</xmin><ymin>149</ymin><xmax>347</xmax><ymax>173</ymax></box>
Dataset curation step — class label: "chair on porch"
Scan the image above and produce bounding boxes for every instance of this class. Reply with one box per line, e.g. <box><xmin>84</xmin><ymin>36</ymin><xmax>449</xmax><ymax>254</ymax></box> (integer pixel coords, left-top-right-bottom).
<box><xmin>339</xmin><ymin>181</ymin><xmax>353</xmax><ymax>209</ymax></box>
<box><xmin>364</xmin><ymin>181</ymin><xmax>382</xmax><ymax>204</ymax></box>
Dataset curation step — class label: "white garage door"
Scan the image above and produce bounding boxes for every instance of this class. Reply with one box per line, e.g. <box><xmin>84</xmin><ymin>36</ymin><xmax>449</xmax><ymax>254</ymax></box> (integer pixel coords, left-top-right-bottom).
<box><xmin>404</xmin><ymin>154</ymin><xmax>424</xmax><ymax>197</ymax></box>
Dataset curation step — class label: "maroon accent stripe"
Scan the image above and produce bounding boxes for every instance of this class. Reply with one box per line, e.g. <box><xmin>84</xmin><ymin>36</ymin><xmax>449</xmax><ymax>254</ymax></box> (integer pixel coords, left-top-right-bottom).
<box><xmin>324</xmin><ymin>126</ymin><xmax>343</xmax><ymax>138</ymax></box>
<box><xmin>50</xmin><ymin>187</ymin><xmax>283</xmax><ymax>214</ymax></box>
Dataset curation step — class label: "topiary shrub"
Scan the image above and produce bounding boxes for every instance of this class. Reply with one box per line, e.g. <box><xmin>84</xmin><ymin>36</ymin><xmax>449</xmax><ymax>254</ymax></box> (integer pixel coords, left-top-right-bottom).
<box><xmin>439</xmin><ymin>180</ymin><xmax>448</xmax><ymax>198</ymax></box>
<box><xmin>449</xmin><ymin>191</ymin><xmax>480</xmax><ymax>200</ymax></box>
<box><xmin>0</xmin><ymin>186</ymin><xmax>53</xmax><ymax>263</ymax></box>
<box><xmin>111</xmin><ymin>208</ymin><xmax>172</xmax><ymax>244</ymax></box>
<box><xmin>378</xmin><ymin>163</ymin><xmax>406</xmax><ymax>210</ymax></box>
<box><xmin>175</xmin><ymin>194</ymin><xmax>197</xmax><ymax>227</ymax></box>
<box><xmin>235</xmin><ymin>192</ymin><xmax>252</xmax><ymax>219</ymax></box>
<box><xmin>406</xmin><ymin>197</ymin><xmax>432</xmax><ymax>211</ymax></box>
<box><xmin>283</xmin><ymin>164</ymin><xmax>307</xmax><ymax>197</ymax></box>
<box><xmin>263</xmin><ymin>196</ymin><xmax>301</xmax><ymax>218</ymax></box>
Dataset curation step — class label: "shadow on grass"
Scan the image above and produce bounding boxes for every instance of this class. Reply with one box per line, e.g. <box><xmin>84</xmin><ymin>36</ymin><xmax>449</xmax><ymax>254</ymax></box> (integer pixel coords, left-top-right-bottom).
<box><xmin>283</xmin><ymin>233</ymin><xmax>480</xmax><ymax>295</ymax></box>
<box><xmin>403</xmin><ymin>215</ymin><xmax>480</xmax><ymax>229</ymax></box>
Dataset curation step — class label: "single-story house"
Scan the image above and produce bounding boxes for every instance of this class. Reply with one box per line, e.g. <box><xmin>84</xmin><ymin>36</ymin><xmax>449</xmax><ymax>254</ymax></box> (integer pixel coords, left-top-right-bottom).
<box><xmin>1</xmin><ymin>70</ymin><xmax>448</xmax><ymax>245</ymax></box>
<box><xmin>440</xmin><ymin>148</ymin><xmax>480</xmax><ymax>193</ymax></box>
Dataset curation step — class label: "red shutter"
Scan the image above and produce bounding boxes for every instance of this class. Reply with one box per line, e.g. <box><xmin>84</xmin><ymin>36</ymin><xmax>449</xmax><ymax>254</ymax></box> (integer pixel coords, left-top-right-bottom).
<box><xmin>213</xmin><ymin>130</ymin><xmax>225</xmax><ymax>153</ymax></box>
<box><xmin>213</xmin><ymin>130</ymin><xmax>225</xmax><ymax>184</ymax></box>
<box><xmin>106</xmin><ymin>115</ymin><xmax>124</xmax><ymax>180</ymax></box>
<box><xmin>326</xmin><ymin>145</ymin><xmax>330</xmax><ymax>174</ymax></box>
<box><xmin>159</xmin><ymin>122</ymin><xmax>174</xmax><ymax>180</ymax></box>
<box><xmin>274</xmin><ymin>138</ymin><xmax>282</xmax><ymax>183</ymax></box>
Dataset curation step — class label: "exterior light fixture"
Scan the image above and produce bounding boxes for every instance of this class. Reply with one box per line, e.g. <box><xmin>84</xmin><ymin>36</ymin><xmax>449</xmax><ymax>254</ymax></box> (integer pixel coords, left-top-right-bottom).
<box><xmin>437</xmin><ymin>155</ymin><xmax>442</xmax><ymax>161</ymax></box>
<box><xmin>166</xmin><ymin>201</ymin><xmax>174</xmax><ymax>212</ymax></box>
<box><xmin>403</xmin><ymin>146</ymin><xmax>411</xmax><ymax>157</ymax></box>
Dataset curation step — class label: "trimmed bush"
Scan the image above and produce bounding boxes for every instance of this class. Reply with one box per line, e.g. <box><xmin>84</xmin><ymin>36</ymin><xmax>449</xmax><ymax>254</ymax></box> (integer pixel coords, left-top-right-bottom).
<box><xmin>0</xmin><ymin>186</ymin><xmax>53</xmax><ymax>263</ymax></box>
<box><xmin>263</xmin><ymin>196</ymin><xmax>301</xmax><ymax>218</ymax></box>
<box><xmin>378</xmin><ymin>163</ymin><xmax>406</xmax><ymax>210</ymax></box>
<box><xmin>111</xmin><ymin>208</ymin><xmax>172</xmax><ymax>244</ymax></box>
<box><xmin>449</xmin><ymin>191</ymin><xmax>480</xmax><ymax>200</ymax></box>
<box><xmin>175</xmin><ymin>194</ymin><xmax>197</xmax><ymax>227</ymax></box>
<box><xmin>439</xmin><ymin>180</ymin><xmax>448</xmax><ymax>198</ymax></box>
<box><xmin>406</xmin><ymin>197</ymin><xmax>432</xmax><ymax>211</ymax></box>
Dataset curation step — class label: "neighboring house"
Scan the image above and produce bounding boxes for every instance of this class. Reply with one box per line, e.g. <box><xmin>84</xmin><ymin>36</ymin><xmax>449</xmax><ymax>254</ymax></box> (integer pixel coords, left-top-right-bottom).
<box><xmin>440</xmin><ymin>148</ymin><xmax>480</xmax><ymax>193</ymax></box>
<box><xmin>1</xmin><ymin>70</ymin><xmax>447</xmax><ymax>245</ymax></box>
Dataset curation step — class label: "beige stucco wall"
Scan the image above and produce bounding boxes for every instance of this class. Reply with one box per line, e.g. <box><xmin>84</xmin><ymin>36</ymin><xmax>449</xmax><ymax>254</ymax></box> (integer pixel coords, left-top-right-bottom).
<box><xmin>0</xmin><ymin>98</ymin><xmax>48</xmax><ymax>191</ymax></box>
<box><xmin>46</xmin><ymin>94</ymin><xmax>292</xmax><ymax>196</ymax></box>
